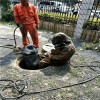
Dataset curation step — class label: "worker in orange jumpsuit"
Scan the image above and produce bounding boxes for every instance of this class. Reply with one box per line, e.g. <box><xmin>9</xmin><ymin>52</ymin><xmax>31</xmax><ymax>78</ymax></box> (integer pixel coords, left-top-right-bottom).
<box><xmin>14</xmin><ymin>0</ymin><xmax>40</xmax><ymax>48</ymax></box>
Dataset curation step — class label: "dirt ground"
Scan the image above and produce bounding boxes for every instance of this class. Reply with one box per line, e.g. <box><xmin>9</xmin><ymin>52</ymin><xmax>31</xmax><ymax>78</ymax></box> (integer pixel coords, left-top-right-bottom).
<box><xmin>0</xmin><ymin>23</ymin><xmax>100</xmax><ymax>100</ymax></box>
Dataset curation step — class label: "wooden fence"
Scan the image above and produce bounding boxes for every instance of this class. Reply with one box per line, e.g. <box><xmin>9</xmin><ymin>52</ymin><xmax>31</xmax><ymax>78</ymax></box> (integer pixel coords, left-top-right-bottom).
<box><xmin>40</xmin><ymin>20</ymin><xmax>100</xmax><ymax>42</ymax></box>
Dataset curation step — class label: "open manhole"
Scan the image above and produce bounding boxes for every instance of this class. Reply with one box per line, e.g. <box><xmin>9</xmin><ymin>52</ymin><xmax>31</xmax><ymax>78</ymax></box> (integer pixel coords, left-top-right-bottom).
<box><xmin>17</xmin><ymin>45</ymin><xmax>40</xmax><ymax>70</ymax></box>
<box><xmin>17</xmin><ymin>55</ymin><xmax>51</xmax><ymax>70</ymax></box>
<box><xmin>17</xmin><ymin>54</ymin><xmax>40</xmax><ymax>70</ymax></box>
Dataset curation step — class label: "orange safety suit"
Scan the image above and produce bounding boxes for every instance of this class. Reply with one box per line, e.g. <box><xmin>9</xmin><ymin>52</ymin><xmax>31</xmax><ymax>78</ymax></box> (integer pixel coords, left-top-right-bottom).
<box><xmin>14</xmin><ymin>3</ymin><xmax>40</xmax><ymax>48</ymax></box>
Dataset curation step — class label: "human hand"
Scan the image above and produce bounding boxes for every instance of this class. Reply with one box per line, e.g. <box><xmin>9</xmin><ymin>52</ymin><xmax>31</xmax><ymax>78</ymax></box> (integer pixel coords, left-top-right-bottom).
<box><xmin>36</xmin><ymin>26</ymin><xmax>39</xmax><ymax>29</ymax></box>
<box><xmin>17</xmin><ymin>23</ymin><xmax>24</xmax><ymax>29</ymax></box>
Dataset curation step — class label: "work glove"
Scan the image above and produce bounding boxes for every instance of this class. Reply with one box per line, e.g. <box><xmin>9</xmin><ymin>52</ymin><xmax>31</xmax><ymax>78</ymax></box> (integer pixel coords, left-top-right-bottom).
<box><xmin>36</xmin><ymin>25</ymin><xmax>39</xmax><ymax>29</ymax></box>
<box><xmin>17</xmin><ymin>23</ymin><xmax>24</xmax><ymax>29</ymax></box>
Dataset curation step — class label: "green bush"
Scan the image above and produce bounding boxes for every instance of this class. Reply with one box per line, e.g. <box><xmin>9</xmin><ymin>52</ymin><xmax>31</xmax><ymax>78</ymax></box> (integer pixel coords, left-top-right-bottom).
<box><xmin>38</xmin><ymin>12</ymin><xmax>77</xmax><ymax>25</ymax></box>
<box><xmin>38</xmin><ymin>11</ymin><xmax>100</xmax><ymax>29</ymax></box>
<box><xmin>0</xmin><ymin>0</ymin><xmax>14</xmax><ymax>22</ymax></box>
<box><xmin>83</xmin><ymin>22</ymin><xmax>100</xmax><ymax>31</ymax></box>
<box><xmin>82</xmin><ymin>40</ymin><xmax>100</xmax><ymax>51</ymax></box>
<box><xmin>0</xmin><ymin>0</ymin><xmax>11</xmax><ymax>10</ymax></box>
<box><xmin>1</xmin><ymin>9</ymin><xmax>14</xmax><ymax>21</ymax></box>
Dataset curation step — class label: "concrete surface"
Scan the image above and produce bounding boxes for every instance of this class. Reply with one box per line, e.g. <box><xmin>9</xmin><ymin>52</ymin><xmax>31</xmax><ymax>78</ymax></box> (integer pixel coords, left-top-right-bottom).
<box><xmin>0</xmin><ymin>23</ymin><xmax>100</xmax><ymax>100</ymax></box>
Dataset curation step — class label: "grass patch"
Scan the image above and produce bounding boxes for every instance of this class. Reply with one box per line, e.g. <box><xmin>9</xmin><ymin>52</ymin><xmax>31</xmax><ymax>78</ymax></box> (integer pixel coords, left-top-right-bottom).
<box><xmin>82</xmin><ymin>42</ymin><xmax>100</xmax><ymax>51</ymax></box>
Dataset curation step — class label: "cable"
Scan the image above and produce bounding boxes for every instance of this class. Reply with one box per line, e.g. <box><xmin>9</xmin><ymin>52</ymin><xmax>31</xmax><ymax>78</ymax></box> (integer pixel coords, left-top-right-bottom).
<box><xmin>89</xmin><ymin>61</ymin><xmax>100</xmax><ymax>72</ymax></box>
<box><xmin>25</xmin><ymin>74</ymin><xmax>100</xmax><ymax>95</ymax></box>
<box><xmin>13</xmin><ymin>26</ymin><xmax>19</xmax><ymax>48</ymax></box>
<box><xmin>0</xmin><ymin>79</ymin><xmax>27</xmax><ymax>99</ymax></box>
<box><xmin>0</xmin><ymin>26</ymin><xmax>30</xmax><ymax>50</ymax></box>
<box><xmin>13</xmin><ymin>26</ymin><xmax>30</xmax><ymax>47</ymax></box>
<box><xmin>0</xmin><ymin>74</ymin><xmax>100</xmax><ymax>99</ymax></box>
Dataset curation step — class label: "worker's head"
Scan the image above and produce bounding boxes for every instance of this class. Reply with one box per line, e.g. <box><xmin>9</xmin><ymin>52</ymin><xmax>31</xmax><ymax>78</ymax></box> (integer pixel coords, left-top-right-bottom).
<box><xmin>20</xmin><ymin>0</ymin><xmax>28</xmax><ymax>6</ymax></box>
<box><xmin>52</xmin><ymin>32</ymin><xmax>72</xmax><ymax>47</ymax></box>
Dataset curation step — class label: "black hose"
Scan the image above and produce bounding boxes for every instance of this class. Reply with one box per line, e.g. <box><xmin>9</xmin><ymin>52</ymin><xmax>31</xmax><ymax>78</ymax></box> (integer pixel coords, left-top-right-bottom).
<box><xmin>13</xmin><ymin>26</ymin><xmax>19</xmax><ymax>48</ymax></box>
<box><xmin>0</xmin><ymin>26</ymin><xmax>31</xmax><ymax>50</ymax></box>
<box><xmin>13</xmin><ymin>26</ymin><xmax>30</xmax><ymax>48</ymax></box>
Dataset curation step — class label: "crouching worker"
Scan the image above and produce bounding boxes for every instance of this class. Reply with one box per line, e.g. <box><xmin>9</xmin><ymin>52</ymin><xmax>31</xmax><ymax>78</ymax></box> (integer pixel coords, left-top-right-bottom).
<box><xmin>40</xmin><ymin>32</ymin><xmax>76</xmax><ymax>66</ymax></box>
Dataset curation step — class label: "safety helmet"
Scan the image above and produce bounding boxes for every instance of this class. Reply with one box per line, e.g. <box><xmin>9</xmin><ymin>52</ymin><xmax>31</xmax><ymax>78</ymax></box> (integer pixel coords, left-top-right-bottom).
<box><xmin>22</xmin><ymin>44</ymin><xmax>38</xmax><ymax>55</ymax></box>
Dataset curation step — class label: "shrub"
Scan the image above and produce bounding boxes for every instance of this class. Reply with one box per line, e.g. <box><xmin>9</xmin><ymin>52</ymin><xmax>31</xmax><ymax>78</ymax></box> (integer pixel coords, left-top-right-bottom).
<box><xmin>83</xmin><ymin>22</ymin><xmax>100</xmax><ymax>31</ymax></box>
<box><xmin>0</xmin><ymin>0</ymin><xmax>14</xmax><ymax>22</ymax></box>
<box><xmin>0</xmin><ymin>0</ymin><xmax>11</xmax><ymax>10</ymax></box>
<box><xmin>38</xmin><ymin>11</ymin><xmax>100</xmax><ymax>30</ymax></box>
<box><xmin>38</xmin><ymin>11</ymin><xmax>77</xmax><ymax>25</ymax></box>
<box><xmin>1</xmin><ymin>9</ymin><xmax>14</xmax><ymax>21</ymax></box>
<box><xmin>82</xmin><ymin>40</ymin><xmax>100</xmax><ymax>51</ymax></box>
